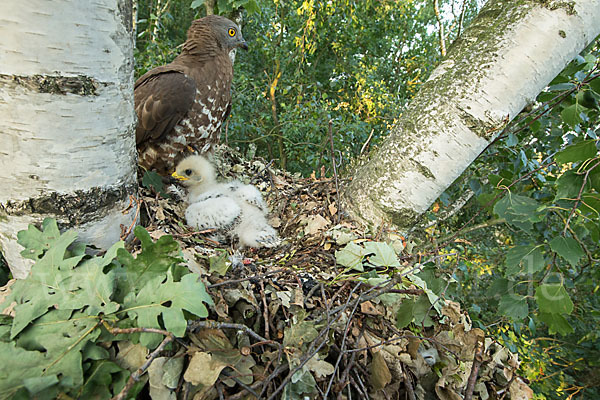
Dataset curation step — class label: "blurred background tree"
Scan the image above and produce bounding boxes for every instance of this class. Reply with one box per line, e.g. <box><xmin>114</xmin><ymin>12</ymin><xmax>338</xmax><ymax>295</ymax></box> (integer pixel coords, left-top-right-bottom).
<box><xmin>130</xmin><ymin>0</ymin><xmax>600</xmax><ymax>398</ymax></box>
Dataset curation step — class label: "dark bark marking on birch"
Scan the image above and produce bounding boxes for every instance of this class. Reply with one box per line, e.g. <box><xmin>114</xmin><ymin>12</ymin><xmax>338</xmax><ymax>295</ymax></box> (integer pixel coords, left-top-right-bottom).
<box><xmin>0</xmin><ymin>183</ymin><xmax>137</xmax><ymax>226</ymax></box>
<box><xmin>0</xmin><ymin>74</ymin><xmax>103</xmax><ymax>96</ymax></box>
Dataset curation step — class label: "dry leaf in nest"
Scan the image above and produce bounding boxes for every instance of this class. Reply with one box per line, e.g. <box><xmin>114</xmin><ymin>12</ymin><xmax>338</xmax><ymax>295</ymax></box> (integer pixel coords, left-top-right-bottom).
<box><xmin>441</xmin><ymin>300</ymin><xmax>462</xmax><ymax>324</ymax></box>
<box><xmin>303</xmin><ymin>214</ymin><xmax>331</xmax><ymax>235</ymax></box>
<box><xmin>510</xmin><ymin>378</ymin><xmax>534</xmax><ymax>400</ymax></box>
<box><xmin>370</xmin><ymin>351</ymin><xmax>392</xmax><ymax>390</ymax></box>
<box><xmin>184</xmin><ymin>351</ymin><xmax>226</xmax><ymax>386</ymax></box>
<box><xmin>360</xmin><ymin>300</ymin><xmax>382</xmax><ymax>316</ymax></box>
<box><xmin>328</xmin><ymin>202</ymin><xmax>338</xmax><ymax>216</ymax></box>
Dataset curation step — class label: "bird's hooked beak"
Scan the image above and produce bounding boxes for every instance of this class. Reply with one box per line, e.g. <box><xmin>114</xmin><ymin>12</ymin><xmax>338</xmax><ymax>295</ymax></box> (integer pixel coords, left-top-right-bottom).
<box><xmin>239</xmin><ymin>40</ymin><xmax>248</xmax><ymax>51</ymax></box>
<box><xmin>172</xmin><ymin>171</ymin><xmax>189</xmax><ymax>181</ymax></box>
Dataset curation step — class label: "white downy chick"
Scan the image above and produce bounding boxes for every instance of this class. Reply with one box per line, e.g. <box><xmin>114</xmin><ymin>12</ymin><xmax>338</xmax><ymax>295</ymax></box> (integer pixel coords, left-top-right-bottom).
<box><xmin>173</xmin><ymin>155</ymin><xmax>280</xmax><ymax>248</ymax></box>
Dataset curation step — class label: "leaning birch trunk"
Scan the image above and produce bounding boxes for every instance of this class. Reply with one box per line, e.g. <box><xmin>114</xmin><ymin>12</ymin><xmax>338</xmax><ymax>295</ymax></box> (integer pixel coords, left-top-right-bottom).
<box><xmin>0</xmin><ymin>0</ymin><xmax>138</xmax><ymax>278</ymax></box>
<box><xmin>344</xmin><ymin>0</ymin><xmax>600</xmax><ymax>230</ymax></box>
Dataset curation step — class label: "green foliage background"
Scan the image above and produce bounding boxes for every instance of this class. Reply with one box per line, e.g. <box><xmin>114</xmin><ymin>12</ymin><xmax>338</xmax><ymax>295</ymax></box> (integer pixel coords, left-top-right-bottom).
<box><xmin>134</xmin><ymin>1</ymin><xmax>600</xmax><ymax>396</ymax></box>
<box><xmin>0</xmin><ymin>0</ymin><xmax>596</xmax><ymax>398</ymax></box>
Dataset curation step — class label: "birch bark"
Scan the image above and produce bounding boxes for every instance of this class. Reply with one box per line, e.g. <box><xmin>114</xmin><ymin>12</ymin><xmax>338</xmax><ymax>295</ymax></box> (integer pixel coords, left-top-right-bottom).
<box><xmin>0</xmin><ymin>0</ymin><xmax>137</xmax><ymax>278</ymax></box>
<box><xmin>344</xmin><ymin>0</ymin><xmax>600</xmax><ymax>230</ymax></box>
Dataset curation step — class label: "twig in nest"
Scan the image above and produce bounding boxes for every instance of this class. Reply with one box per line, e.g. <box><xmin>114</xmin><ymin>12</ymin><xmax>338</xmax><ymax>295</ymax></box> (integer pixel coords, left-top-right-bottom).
<box><xmin>323</xmin><ymin>281</ymin><xmax>366</xmax><ymax>398</ymax></box>
<box><xmin>102</xmin><ymin>319</ymin><xmax>172</xmax><ymax>337</ymax></box>
<box><xmin>172</xmin><ymin>228</ymin><xmax>217</xmax><ymax>238</ymax></box>
<box><xmin>259</xmin><ymin>279</ymin><xmax>270</xmax><ymax>340</ymax></box>
<box><xmin>464</xmin><ymin>338</ymin><xmax>484</xmax><ymax>400</ymax></box>
<box><xmin>120</xmin><ymin>195</ymin><xmax>142</xmax><ymax>240</ymax></box>
<box><xmin>328</xmin><ymin>120</ymin><xmax>342</xmax><ymax>224</ymax></box>
<box><xmin>208</xmin><ymin>268</ymin><xmax>286</xmax><ymax>289</ymax></box>
<box><xmin>112</xmin><ymin>334</ymin><xmax>174</xmax><ymax>400</ymax></box>
<box><xmin>187</xmin><ymin>321</ymin><xmax>282</xmax><ymax>351</ymax></box>
<box><xmin>402</xmin><ymin>364</ymin><xmax>417</xmax><ymax>400</ymax></box>
<box><xmin>220</xmin><ymin>369</ymin><xmax>261</xmax><ymax>398</ymax></box>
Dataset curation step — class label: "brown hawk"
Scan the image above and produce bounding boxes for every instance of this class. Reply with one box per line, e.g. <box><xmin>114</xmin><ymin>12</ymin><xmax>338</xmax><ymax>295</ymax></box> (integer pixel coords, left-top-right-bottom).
<box><xmin>134</xmin><ymin>15</ymin><xmax>247</xmax><ymax>174</ymax></box>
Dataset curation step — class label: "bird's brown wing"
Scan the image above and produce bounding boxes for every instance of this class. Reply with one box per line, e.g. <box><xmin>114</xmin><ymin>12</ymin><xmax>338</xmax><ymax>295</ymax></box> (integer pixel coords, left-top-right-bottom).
<box><xmin>134</xmin><ymin>67</ymin><xmax>196</xmax><ymax>146</ymax></box>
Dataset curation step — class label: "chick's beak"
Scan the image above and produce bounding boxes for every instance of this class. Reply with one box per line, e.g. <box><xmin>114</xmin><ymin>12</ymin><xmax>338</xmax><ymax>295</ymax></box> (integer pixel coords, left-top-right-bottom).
<box><xmin>171</xmin><ymin>171</ymin><xmax>188</xmax><ymax>181</ymax></box>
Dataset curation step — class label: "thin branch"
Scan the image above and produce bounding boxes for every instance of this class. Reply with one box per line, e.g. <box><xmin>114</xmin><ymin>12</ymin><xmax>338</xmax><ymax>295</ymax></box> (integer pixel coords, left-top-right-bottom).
<box><xmin>187</xmin><ymin>321</ymin><xmax>282</xmax><ymax>351</ymax></box>
<box><xmin>464</xmin><ymin>339</ymin><xmax>484</xmax><ymax>400</ymax></box>
<box><xmin>562</xmin><ymin>159</ymin><xmax>600</xmax><ymax>235</ymax></box>
<box><xmin>433</xmin><ymin>0</ymin><xmax>447</xmax><ymax>57</ymax></box>
<box><xmin>328</xmin><ymin>120</ymin><xmax>342</xmax><ymax>224</ymax></box>
<box><xmin>208</xmin><ymin>268</ymin><xmax>286</xmax><ymax>289</ymax></box>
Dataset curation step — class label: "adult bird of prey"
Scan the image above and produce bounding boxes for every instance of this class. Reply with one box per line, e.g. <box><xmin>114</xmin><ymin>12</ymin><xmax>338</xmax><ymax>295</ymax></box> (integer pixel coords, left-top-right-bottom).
<box><xmin>172</xmin><ymin>155</ymin><xmax>281</xmax><ymax>248</ymax></box>
<box><xmin>134</xmin><ymin>15</ymin><xmax>248</xmax><ymax>174</ymax></box>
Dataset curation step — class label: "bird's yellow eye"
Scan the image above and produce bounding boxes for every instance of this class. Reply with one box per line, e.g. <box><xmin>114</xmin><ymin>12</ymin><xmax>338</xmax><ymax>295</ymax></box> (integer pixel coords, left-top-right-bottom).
<box><xmin>228</xmin><ymin>28</ymin><xmax>236</xmax><ymax>37</ymax></box>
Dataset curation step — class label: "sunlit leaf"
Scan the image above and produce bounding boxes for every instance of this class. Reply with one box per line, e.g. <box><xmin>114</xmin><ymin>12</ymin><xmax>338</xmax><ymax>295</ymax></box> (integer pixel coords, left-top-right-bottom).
<box><xmin>554</xmin><ymin>140</ymin><xmax>598</xmax><ymax>164</ymax></box>
<box><xmin>535</xmin><ymin>284</ymin><xmax>574</xmax><ymax>315</ymax></box>
<box><xmin>538</xmin><ymin>312</ymin><xmax>574</xmax><ymax>336</ymax></box>
<box><xmin>499</xmin><ymin>294</ymin><xmax>528</xmax><ymax>320</ymax></box>
<box><xmin>549</xmin><ymin>236</ymin><xmax>584</xmax><ymax>267</ymax></box>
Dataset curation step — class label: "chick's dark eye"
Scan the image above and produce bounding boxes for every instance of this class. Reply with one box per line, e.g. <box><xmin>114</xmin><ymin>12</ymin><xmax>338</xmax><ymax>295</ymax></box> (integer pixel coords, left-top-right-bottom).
<box><xmin>228</xmin><ymin>28</ymin><xmax>236</xmax><ymax>37</ymax></box>
<box><xmin>184</xmin><ymin>169</ymin><xmax>192</xmax><ymax>176</ymax></box>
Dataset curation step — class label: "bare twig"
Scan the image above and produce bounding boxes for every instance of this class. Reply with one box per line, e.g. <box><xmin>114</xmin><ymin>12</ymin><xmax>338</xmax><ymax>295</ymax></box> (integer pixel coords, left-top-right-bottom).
<box><xmin>563</xmin><ymin>159</ymin><xmax>600</xmax><ymax>235</ymax></box>
<box><xmin>259</xmin><ymin>279</ymin><xmax>270</xmax><ymax>340</ymax></box>
<box><xmin>433</xmin><ymin>0</ymin><xmax>446</xmax><ymax>56</ymax></box>
<box><xmin>328</xmin><ymin>120</ymin><xmax>342</xmax><ymax>224</ymax></box>
<box><xmin>208</xmin><ymin>268</ymin><xmax>286</xmax><ymax>289</ymax></box>
<box><xmin>464</xmin><ymin>339</ymin><xmax>484</xmax><ymax>400</ymax></box>
<box><xmin>402</xmin><ymin>364</ymin><xmax>417</xmax><ymax>400</ymax></box>
<box><xmin>360</xmin><ymin>128</ymin><xmax>375</xmax><ymax>155</ymax></box>
<box><xmin>188</xmin><ymin>321</ymin><xmax>282</xmax><ymax>351</ymax></box>
<box><xmin>102</xmin><ymin>320</ymin><xmax>172</xmax><ymax>337</ymax></box>
<box><xmin>120</xmin><ymin>195</ymin><xmax>142</xmax><ymax>241</ymax></box>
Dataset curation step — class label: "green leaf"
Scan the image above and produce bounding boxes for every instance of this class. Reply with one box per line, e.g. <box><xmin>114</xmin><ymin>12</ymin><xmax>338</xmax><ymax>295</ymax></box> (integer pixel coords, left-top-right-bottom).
<box><xmin>243</xmin><ymin>0</ymin><xmax>260</xmax><ymax>13</ymax></box>
<box><xmin>395</xmin><ymin>300</ymin><xmax>415</xmax><ymax>329</ymax></box>
<box><xmin>499</xmin><ymin>294</ymin><xmax>529</xmax><ymax>320</ymax></box>
<box><xmin>334</xmin><ymin>242</ymin><xmax>366</xmax><ymax>271</ymax></box>
<box><xmin>589</xmin><ymin>76</ymin><xmax>600</xmax><ymax>95</ymax></box>
<box><xmin>494</xmin><ymin>194</ymin><xmax>544</xmax><ymax>232</ymax></box>
<box><xmin>141</xmin><ymin>170</ymin><xmax>170</xmax><ymax>199</ymax></box>
<box><xmin>555</xmin><ymin>140</ymin><xmax>598</xmax><ymax>164</ymax></box>
<box><xmin>412</xmin><ymin>295</ymin><xmax>435</xmax><ymax>327</ymax></box>
<box><xmin>579</xmin><ymin>193</ymin><xmax>600</xmax><ymax>216</ymax></box>
<box><xmin>17</xmin><ymin>218</ymin><xmax>62</xmax><ymax>261</ymax></box>
<box><xmin>23</xmin><ymin>376</ymin><xmax>60</xmax><ymax>395</ymax></box>
<box><xmin>561</xmin><ymin>104</ymin><xmax>585</xmax><ymax>127</ymax></box>
<box><xmin>549</xmin><ymin>236</ymin><xmax>584</xmax><ymax>267</ymax></box>
<box><xmin>589</xmin><ymin>167</ymin><xmax>600</xmax><ymax>193</ymax></box>
<box><xmin>283</xmin><ymin>319</ymin><xmax>319</xmax><ymax>349</ymax></box>
<box><xmin>209</xmin><ymin>250</ymin><xmax>231</xmax><ymax>275</ymax></box>
<box><xmin>79</xmin><ymin>360</ymin><xmax>126</xmax><ymax>400</ymax></box>
<box><xmin>16</xmin><ymin>310</ymin><xmax>101</xmax><ymax>391</ymax></box>
<box><xmin>8</xmin><ymin>229</ymin><xmax>82</xmax><ymax>338</ymax></box>
<box><xmin>116</xmin><ymin>226</ymin><xmax>183</xmax><ymax>301</ymax></box>
<box><xmin>364</xmin><ymin>242</ymin><xmax>400</xmax><ymax>268</ymax></box>
<box><xmin>0</xmin><ymin>341</ymin><xmax>58</xmax><ymax>398</ymax></box>
<box><xmin>190</xmin><ymin>0</ymin><xmax>206</xmax><ymax>9</ymax></box>
<box><xmin>538</xmin><ymin>312</ymin><xmax>574</xmax><ymax>335</ymax></box>
<box><xmin>7</xmin><ymin>237</ymin><xmax>122</xmax><ymax>338</ymax></box>
<box><xmin>535</xmin><ymin>284</ymin><xmax>574</xmax><ymax>314</ymax></box>
<box><xmin>555</xmin><ymin>170</ymin><xmax>585</xmax><ymax>200</ymax></box>
<box><xmin>125</xmin><ymin>272</ymin><xmax>212</xmax><ymax>347</ymax></box>
<box><xmin>504</xmin><ymin>245</ymin><xmax>545</xmax><ymax>275</ymax></box>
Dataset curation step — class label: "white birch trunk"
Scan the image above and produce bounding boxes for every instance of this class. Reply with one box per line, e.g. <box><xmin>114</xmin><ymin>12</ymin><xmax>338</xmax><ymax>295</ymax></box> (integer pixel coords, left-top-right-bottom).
<box><xmin>344</xmin><ymin>0</ymin><xmax>600</xmax><ymax>230</ymax></box>
<box><xmin>0</xmin><ymin>0</ymin><xmax>138</xmax><ymax>278</ymax></box>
